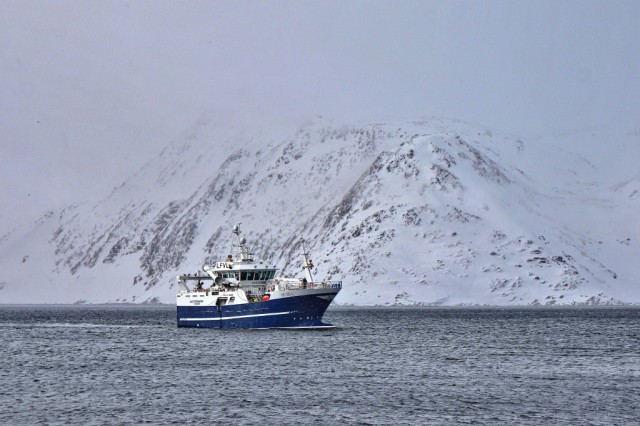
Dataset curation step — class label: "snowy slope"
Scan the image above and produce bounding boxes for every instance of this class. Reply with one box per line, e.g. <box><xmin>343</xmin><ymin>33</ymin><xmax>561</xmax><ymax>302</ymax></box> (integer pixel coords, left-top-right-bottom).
<box><xmin>0</xmin><ymin>117</ymin><xmax>637</xmax><ymax>305</ymax></box>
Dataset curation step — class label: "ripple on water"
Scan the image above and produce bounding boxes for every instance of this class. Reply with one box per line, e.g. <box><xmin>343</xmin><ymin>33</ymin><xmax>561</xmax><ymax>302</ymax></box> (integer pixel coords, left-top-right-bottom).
<box><xmin>0</xmin><ymin>306</ymin><xmax>638</xmax><ymax>425</ymax></box>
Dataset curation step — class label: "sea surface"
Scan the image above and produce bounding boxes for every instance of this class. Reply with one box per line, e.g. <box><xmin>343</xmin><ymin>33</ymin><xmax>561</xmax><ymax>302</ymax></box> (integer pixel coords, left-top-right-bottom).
<box><xmin>0</xmin><ymin>306</ymin><xmax>638</xmax><ymax>425</ymax></box>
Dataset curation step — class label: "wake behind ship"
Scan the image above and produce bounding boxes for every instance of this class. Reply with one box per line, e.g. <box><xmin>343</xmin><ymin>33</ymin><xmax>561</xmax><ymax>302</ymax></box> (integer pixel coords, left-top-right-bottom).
<box><xmin>175</xmin><ymin>225</ymin><xmax>342</xmax><ymax>329</ymax></box>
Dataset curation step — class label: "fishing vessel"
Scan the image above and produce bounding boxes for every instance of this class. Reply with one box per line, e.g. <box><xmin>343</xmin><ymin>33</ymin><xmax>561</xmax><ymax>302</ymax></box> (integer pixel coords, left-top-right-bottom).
<box><xmin>175</xmin><ymin>225</ymin><xmax>342</xmax><ymax>328</ymax></box>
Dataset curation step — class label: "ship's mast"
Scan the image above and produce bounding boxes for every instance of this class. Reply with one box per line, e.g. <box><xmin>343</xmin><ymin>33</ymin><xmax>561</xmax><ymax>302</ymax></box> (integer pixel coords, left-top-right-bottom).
<box><xmin>233</xmin><ymin>224</ymin><xmax>252</xmax><ymax>262</ymax></box>
<box><xmin>300</xmin><ymin>239</ymin><xmax>314</xmax><ymax>283</ymax></box>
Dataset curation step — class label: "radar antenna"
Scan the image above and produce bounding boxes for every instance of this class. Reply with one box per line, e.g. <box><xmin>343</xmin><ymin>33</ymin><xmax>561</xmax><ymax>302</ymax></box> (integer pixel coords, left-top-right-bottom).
<box><xmin>232</xmin><ymin>223</ymin><xmax>252</xmax><ymax>262</ymax></box>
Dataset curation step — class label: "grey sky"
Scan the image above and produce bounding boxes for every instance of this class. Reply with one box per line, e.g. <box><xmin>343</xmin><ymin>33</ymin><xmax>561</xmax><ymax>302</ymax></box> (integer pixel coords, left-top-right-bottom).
<box><xmin>1</xmin><ymin>0</ymin><xmax>638</xmax><ymax>229</ymax></box>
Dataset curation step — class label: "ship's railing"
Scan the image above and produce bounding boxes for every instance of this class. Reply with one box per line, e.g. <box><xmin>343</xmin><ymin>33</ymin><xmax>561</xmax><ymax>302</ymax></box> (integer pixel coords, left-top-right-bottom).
<box><xmin>271</xmin><ymin>280</ymin><xmax>342</xmax><ymax>291</ymax></box>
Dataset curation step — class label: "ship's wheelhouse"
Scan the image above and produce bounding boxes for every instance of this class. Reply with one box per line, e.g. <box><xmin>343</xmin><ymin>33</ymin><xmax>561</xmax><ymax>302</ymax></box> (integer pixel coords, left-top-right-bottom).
<box><xmin>213</xmin><ymin>267</ymin><xmax>277</xmax><ymax>282</ymax></box>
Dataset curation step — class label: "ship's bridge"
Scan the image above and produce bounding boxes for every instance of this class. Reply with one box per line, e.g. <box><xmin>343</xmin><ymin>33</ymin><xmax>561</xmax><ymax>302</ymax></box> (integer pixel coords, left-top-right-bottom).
<box><xmin>213</xmin><ymin>266</ymin><xmax>277</xmax><ymax>282</ymax></box>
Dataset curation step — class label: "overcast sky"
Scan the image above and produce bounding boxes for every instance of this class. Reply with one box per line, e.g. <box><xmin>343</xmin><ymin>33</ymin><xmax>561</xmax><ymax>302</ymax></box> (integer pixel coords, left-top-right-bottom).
<box><xmin>1</xmin><ymin>0</ymin><xmax>639</xmax><ymax>230</ymax></box>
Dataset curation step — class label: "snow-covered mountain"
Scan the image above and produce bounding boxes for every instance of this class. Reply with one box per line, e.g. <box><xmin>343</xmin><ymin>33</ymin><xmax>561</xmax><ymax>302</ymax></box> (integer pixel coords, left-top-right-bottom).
<box><xmin>1</xmin><ymin>117</ymin><xmax>638</xmax><ymax>305</ymax></box>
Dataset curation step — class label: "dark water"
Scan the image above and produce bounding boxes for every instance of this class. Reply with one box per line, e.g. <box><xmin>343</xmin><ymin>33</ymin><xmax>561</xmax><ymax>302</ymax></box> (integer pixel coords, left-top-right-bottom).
<box><xmin>1</xmin><ymin>306</ymin><xmax>638</xmax><ymax>425</ymax></box>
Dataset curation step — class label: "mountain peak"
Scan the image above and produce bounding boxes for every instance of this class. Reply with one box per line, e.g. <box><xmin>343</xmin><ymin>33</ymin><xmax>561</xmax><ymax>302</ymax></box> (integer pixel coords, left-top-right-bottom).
<box><xmin>0</xmin><ymin>118</ymin><xmax>636</xmax><ymax>305</ymax></box>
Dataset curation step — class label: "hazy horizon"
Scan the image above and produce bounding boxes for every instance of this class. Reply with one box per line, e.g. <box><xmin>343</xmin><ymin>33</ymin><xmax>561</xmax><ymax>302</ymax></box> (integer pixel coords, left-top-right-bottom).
<box><xmin>2</xmin><ymin>1</ymin><xmax>639</xmax><ymax>230</ymax></box>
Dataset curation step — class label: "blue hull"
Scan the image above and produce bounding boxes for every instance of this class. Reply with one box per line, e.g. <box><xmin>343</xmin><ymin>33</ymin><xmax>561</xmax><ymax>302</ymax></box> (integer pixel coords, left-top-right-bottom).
<box><xmin>177</xmin><ymin>292</ymin><xmax>336</xmax><ymax>329</ymax></box>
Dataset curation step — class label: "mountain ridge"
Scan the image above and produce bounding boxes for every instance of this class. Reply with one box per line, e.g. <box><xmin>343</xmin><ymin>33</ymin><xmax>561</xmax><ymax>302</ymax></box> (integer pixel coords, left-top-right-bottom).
<box><xmin>0</xmin><ymin>117</ymin><xmax>637</xmax><ymax>305</ymax></box>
